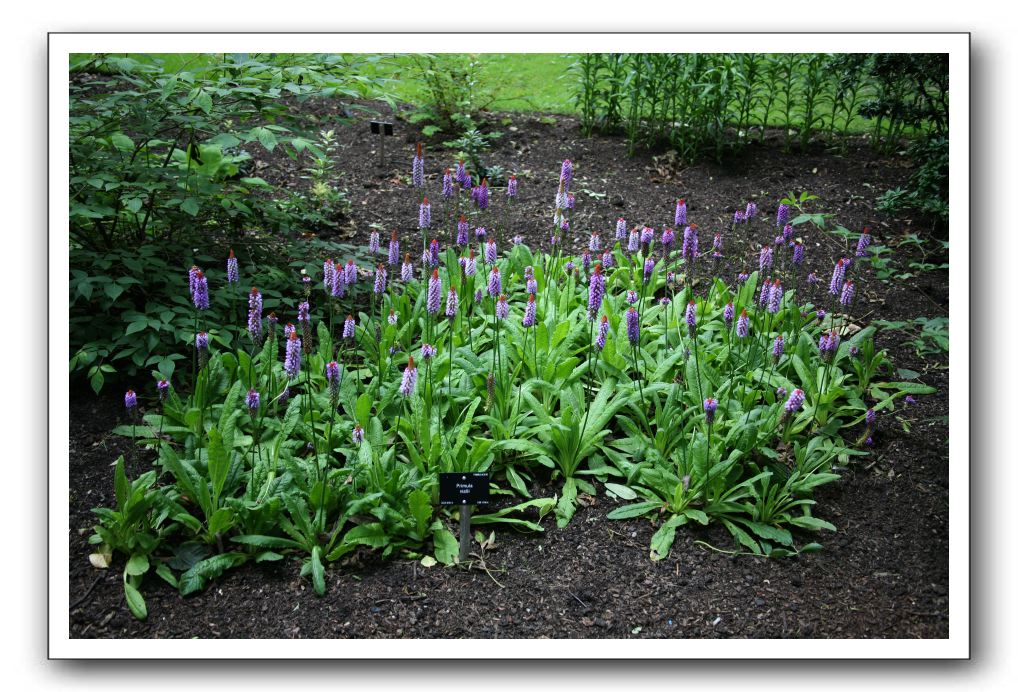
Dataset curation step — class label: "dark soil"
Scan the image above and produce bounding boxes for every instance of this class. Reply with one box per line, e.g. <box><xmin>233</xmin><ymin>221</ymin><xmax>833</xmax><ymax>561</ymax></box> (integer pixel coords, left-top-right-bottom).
<box><xmin>67</xmin><ymin>101</ymin><xmax>949</xmax><ymax>639</ymax></box>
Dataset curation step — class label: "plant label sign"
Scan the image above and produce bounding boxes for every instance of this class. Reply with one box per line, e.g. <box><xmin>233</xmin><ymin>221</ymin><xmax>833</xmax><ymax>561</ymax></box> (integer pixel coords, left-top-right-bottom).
<box><xmin>369</xmin><ymin>120</ymin><xmax>394</xmax><ymax>136</ymax></box>
<box><xmin>439</xmin><ymin>473</ymin><xmax>490</xmax><ymax>506</ymax></box>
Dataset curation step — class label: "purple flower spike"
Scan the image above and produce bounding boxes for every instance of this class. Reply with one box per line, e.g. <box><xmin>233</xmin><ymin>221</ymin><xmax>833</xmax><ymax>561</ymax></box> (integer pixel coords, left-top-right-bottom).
<box><xmin>733</xmin><ymin>210</ymin><xmax>745</xmax><ymax>225</ymax></box>
<box><xmin>387</xmin><ymin>231</ymin><xmax>400</xmax><ymax>266</ymax></box>
<box><xmin>856</xmin><ymin>227</ymin><xmax>873</xmax><ymax>257</ymax></box>
<box><xmin>418</xmin><ymin>197</ymin><xmax>431</xmax><ymax>229</ymax></box>
<box><xmin>776</xmin><ymin>386</ymin><xmax>787</xmax><ymax>399</ymax></box>
<box><xmin>457</xmin><ymin>216</ymin><xmax>469</xmax><ymax>245</ymax></box>
<box><xmin>626</xmin><ymin>307</ymin><xmax>640</xmax><ymax>346</ymax></box>
<box><xmin>284</xmin><ymin>332</ymin><xmax>302</xmax><ymax>379</ymax></box>
<box><xmin>476</xmin><ymin>179</ymin><xmax>489</xmax><ymax>210</ymax></box>
<box><xmin>374</xmin><ymin>264</ymin><xmax>387</xmax><ymax>295</ymax></box>
<box><xmin>640</xmin><ymin>226</ymin><xmax>654</xmax><ymax>245</ymax></box>
<box><xmin>685</xmin><ymin>301</ymin><xmax>697</xmax><ymax>337</ymax></box>
<box><xmin>644</xmin><ymin>256</ymin><xmax>656</xmax><ymax>283</ymax></box>
<box><xmin>400</xmin><ymin>357</ymin><xmax>418</xmax><ymax>397</ymax></box>
<box><xmin>628</xmin><ymin>230</ymin><xmax>640</xmax><ymax>253</ymax></box>
<box><xmin>772</xmin><ymin>335</ymin><xmax>785</xmax><ymax>362</ymax></box>
<box><xmin>808</xmin><ymin>271</ymin><xmax>819</xmax><ymax>287</ymax></box>
<box><xmin>527</xmin><ymin>276</ymin><xmax>537</xmax><ymax>295</ymax></box>
<box><xmin>523</xmin><ymin>294</ymin><xmax>537</xmax><ymax>328</ymax></box>
<box><xmin>513</xmin><ymin>235</ymin><xmax>523</xmax><ymax>246</ymax></box>
<box><xmin>246</xmin><ymin>388</ymin><xmax>260</xmax><ymax>412</ymax></box>
<box><xmin>865</xmin><ymin>436</ymin><xmax>873</xmax><ymax>446</ymax></box>
<box><xmin>507</xmin><ymin>175</ymin><xmax>518</xmax><ymax>198</ymax></box>
<box><xmin>759</xmin><ymin>279</ymin><xmax>772</xmax><ymax>308</ymax></box>
<box><xmin>412</xmin><ymin>142</ymin><xmax>424</xmax><ymax>189</ymax></box>
<box><xmin>488</xmin><ymin>266</ymin><xmax>502</xmax><ymax>297</ymax></box>
<box><xmin>783</xmin><ymin>224</ymin><xmax>794</xmax><ymax>244</ymax></box>
<box><xmin>343</xmin><ymin>315</ymin><xmax>356</xmax><ymax>340</ymax></box>
<box><xmin>559</xmin><ymin>159</ymin><xmax>572</xmax><ymax>192</ymax></box>
<box><xmin>427</xmin><ymin>269</ymin><xmax>441</xmax><ymax>314</ymax></box>
<box><xmin>589</xmin><ymin>233</ymin><xmax>601</xmax><ymax>253</ymax></box>
<box><xmin>124</xmin><ymin>389</ymin><xmax>137</xmax><ymax>410</ymax></box>
<box><xmin>442</xmin><ymin>168</ymin><xmax>454</xmax><ymax>198</ymax></box>
<box><xmin>368</xmin><ymin>231</ymin><xmax>380</xmax><ymax>255</ymax></box>
<box><xmin>829</xmin><ymin>259</ymin><xmax>846</xmax><ymax>295</ymax></box>
<box><xmin>474</xmin><ymin>288</ymin><xmax>484</xmax><ymax>303</ymax></box>
<box><xmin>157</xmin><ymin>379</ymin><xmax>170</xmax><ymax>402</ymax></box>
<box><xmin>775</xmin><ymin>235</ymin><xmax>785</xmax><ymax>247</ymax></box>
<box><xmin>456</xmin><ymin>160</ymin><xmax>468</xmax><ymax>187</ymax></box>
<box><xmin>191</xmin><ymin>270</ymin><xmax>209</xmax><ymax>311</ymax></box>
<box><xmin>421</xmin><ymin>343</ymin><xmax>437</xmax><ymax>360</ymax></box>
<box><xmin>768</xmin><ymin>280</ymin><xmax>783</xmax><ymax>314</ymax></box>
<box><xmin>712</xmin><ymin>233</ymin><xmax>723</xmax><ymax>254</ymax></box>
<box><xmin>401</xmin><ymin>254</ymin><xmax>413</xmax><ymax>283</ymax></box>
<box><xmin>446</xmin><ymin>288</ymin><xmax>459</xmax><ymax>319</ymax></box>
<box><xmin>429</xmin><ymin>239</ymin><xmax>440</xmax><ymax>267</ymax></box>
<box><xmin>495</xmin><ymin>294</ymin><xmax>509</xmax><ymax>320</ymax></box>
<box><xmin>759</xmin><ymin>246</ymin><xmax>774</xmax><ymax>272</ymax></box>
<box><xmin>248</xmin><ymin>287</ymin><xmax>263</xmax><ymax>344</ymax></box>
<box><xmin>738</xmin><ymin>272</ymin><xmax>749</xmax><ymax>284</ymax></box>
<box><xmin>595</xmin><ymin>315</ymin><xmax>610</xmax><ymax>351</ymax></box>
<box><xmin>602</xmin><ymin>251</ymin><xmax>614</xmax><ymax>268</ymax></box>
<box><xmin>475</xmin><ymin>226</ymin><xmax>487</xmax><ymax>241</ymax></box>
<box><xmin>703</xmin><ymin>398</ymin><xmax>718</xmax><ymax>424</ymax></box>
<box><xmin>674</xmin><ymin>199</ymin><xmax>686</xmax><ymax>226</ymax></box>
<box><xmin>626</xmin><ymin>289</ymin><xmax>638</xmax><ymax>305</ymax></box>
<box><xmin>323</xmin><ymin>259</ymin><xmax>335</xmax><ymax>292</ymax></box>
<box><xmin>723</xmin><ymin>302</ymin><xmax>735</xmax><ymax>327</ymax></box>
<box><xmin>746</xmin><ymin>201</ymin><xmax>758</xmax><ymax>219</ymax></box>
<box><xmin>736</xmin><ymin>309</ymin><xmax>750</xmax><ymax>338</ymax></box>
<box><xmin>659</xmin><ymin>297</ymin><xmax>671</xmax><ymax>307</ymax></box>
<box><xmin>784</xmin><ymin>388</ymin><xmax>805</xmax><ymax>414</ymax></box>
<box><xmin>682</xmin><ymin>225</ymin><xmax>699</xmax><ymax>260</ymax></box>
<box><xmin>792</xmin><ymin>241</ymin><xmax>805</xmax><ymax>266</ymax></box>
<box><xmin>616</xmin><ymin>218</ymin><xmax>627</xmax><ymax>241</ymax></box>
<box><xmin>388</xmin><ymin>310</ymin><xmax>398</xmax><ymax>326</ymax></box>
<box><xmin>344</xmin><ymin>259</ymin><xmax>357</xmax><ymax>286</ymax></box>
<box><xmin>905</xmin><ymin>395</ymin><xmax>917</xmax><ymax>406</ymax></box>
<box><xmin>465</xmin><ymin>250</ymin><xmax>477</xmax><ymax>277</ymax></box>
<box><xmin>865</xmin><ymin>408</ymin><xmax>877</xmax><ymax>427</ymax></box>
<box><xmin>840</xmin><ymin>279</ymin><xmax>855</xmax><ymax>306</ymax></box>
<box><xmin>776</xmin><ymin>203</ymin><xmax>790</xmax><ymax>227</ymax></box>
<box><xmin>661</xmin><ymin>227</ymin><xmax>675</xmax><ymax>250</ymax></box>
<box><xmin>331</xmin><ymin>264</ymin><xmax>346</xmax><ymax>298</ymax></box>
<box><xmin>188</xmin><ymin>265</ymin><xmax>199</xmax><ymax>296</ymax></box>
<box><xmin>352</xmin><ymin>425</ymin><xmax>364</xmax><ymax>444</ymax></box>
<box><xmin>485</xmin><ymin>239</ymin><xmax>497</xmax><ymax>265</ymax></box>
<box><xmin>581</xmin><ymin>251</ymin><xmax>591</xmax><ymax>273</ymax></box>
<box><xmin>588</xmin><ymin>264</ymin><xmax>606</xmax><ymax>318</ymax></box>
<box><xmin>227</xmin><ymin>250</ymin><xmax>239</xmax><ymax>284</ymax></box>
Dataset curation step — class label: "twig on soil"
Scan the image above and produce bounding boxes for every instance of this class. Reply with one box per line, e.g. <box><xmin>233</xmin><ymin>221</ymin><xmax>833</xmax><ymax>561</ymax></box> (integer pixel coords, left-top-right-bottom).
<box><xmin>567</xmin><ymin>589</ymin><xmax>588</xmax><ymax>609</ymax></box>
<box><xmin>69</xmin><ymin>576</ymin><xmax>103</xmax><ymax>611</ymax></box>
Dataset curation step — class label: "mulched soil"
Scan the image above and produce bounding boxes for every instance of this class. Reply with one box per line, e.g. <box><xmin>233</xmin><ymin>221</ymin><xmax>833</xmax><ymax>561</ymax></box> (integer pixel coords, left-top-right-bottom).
<box><xmin>67</xmin><ymin>99</ymin><xmax>949</xmax><ymax>639</ymax></box>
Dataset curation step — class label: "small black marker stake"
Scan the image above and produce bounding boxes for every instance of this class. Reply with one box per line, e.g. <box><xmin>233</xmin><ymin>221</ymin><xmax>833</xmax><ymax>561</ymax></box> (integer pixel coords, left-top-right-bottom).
<box><xmin>439</xmin><ymin>472</ymin><xmax>490</xmax><ymax>564</ymax></box>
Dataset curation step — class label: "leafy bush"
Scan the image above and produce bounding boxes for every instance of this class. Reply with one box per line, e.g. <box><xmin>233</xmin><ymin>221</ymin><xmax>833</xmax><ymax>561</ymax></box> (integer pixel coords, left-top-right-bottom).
<box><xmin>69</xmin><ymin>53</ymin><xmax>386</xmax><ymax>251</ymax></box>
<box><xmin>401</xmin><ymin>54</ymin><xmax>500</xmax><ymax>137</ymax></box>
<box><xmin>876</xmin><ymin>136</ymin><xmax>949</xmax><ymax>226</ymax></box>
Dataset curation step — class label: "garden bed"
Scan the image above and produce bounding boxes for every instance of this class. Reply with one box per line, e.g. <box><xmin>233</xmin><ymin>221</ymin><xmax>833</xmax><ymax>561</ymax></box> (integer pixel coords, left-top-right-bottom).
<box><xmin>68</xmin><ymin>101</ymin><xmax>949</xmax><ymax>639</ymax></box>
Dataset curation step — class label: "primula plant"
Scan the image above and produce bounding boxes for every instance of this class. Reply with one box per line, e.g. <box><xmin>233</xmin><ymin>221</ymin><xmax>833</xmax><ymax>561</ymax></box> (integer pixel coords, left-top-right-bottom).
<box><xmin>91</xmin><ymin>148</ymin><xmax>934</xmax><ymax>619</ymax></box>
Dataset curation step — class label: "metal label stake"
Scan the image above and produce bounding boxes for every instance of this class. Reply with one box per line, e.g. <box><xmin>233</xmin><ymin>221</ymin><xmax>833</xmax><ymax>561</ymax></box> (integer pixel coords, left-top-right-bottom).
<box><xmin>370</xmin><ymin>120</ymin><xmax>394</xmax><ymax>170</ymax></box>
<box><xmin>439</xmin><ymin>472</ymin><xmax>490</xmax><ymax>564</ymax></box>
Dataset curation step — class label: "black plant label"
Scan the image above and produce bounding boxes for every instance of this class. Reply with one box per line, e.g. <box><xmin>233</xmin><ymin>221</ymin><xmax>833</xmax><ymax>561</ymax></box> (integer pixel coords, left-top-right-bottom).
<box><xmin>439</xmin><ymin>473</ymin><xmax>490</xmax><ymax>506</ymax></box>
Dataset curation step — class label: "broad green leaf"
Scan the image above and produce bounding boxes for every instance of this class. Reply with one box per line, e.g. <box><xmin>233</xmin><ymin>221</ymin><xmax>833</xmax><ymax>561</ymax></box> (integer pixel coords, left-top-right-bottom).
<box><xmin>123</xmin><ymin>582</ymin><xmax>147</xmax><ymax>620</ymax></box>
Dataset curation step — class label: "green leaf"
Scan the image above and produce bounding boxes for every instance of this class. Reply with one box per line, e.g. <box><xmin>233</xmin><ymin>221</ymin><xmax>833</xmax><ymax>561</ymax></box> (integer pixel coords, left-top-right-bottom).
<box><xmin>788</xmin><ymin>516</ymin><xmax>837</xmax><ymax>532</ymax></box>
<box><xmin>181</xmin><ymin>197</ymin><xmax>200</xmax><ymax>216</ymax></box>
<box><xmin>125</xmin><ymin>554</ymin><xmax>150</xmax><ymax>577</ymax></box>
<box><xmin>207</xmin><ymin>427</ymin><xmax>230</xmax><ymax>506</ymax></box>
<box><xmin>432</xmin><ymin>522</ymin><xmax>459</xmax><ymax>565</ymax></box>
<box><xmin>113</xmin><ymin>455</ymin><xmax>128</xmax><ymax>510</ymax></box>
<box><xmin>355</xmin><ymin>393</ymin><xmax>372</xmax><ymax>429</ymax></box>
<box><xmin>178</xmin><ymin>552</ymin><xmax>247</xmax><ymax>596</ymax></box>
<box><xmin>125</xmin><ymin>320</ymin><xmax>148</xmax><ymax>335</ymax></box>
<box><xmin>123</xmin><ymin>582</ymin><xmax>147</xmax><ymax>620</ymax></box>
<box><xmin>650</xmin><ymin>515</ymin><xmax>687</xmax><ymax>560</ymax></box>
<box><xmin>604</xmin><ymin>482</ymin><xmax>637</xmax><ymax>500</ymax></box>
<box><xmin>606</xmin><ymin>501</ymin><xmax>661</xmax><ymax>520</ymax></box>
<box><xmin>311</xmin><ymin>546</ymin><xmax>326</xmax><ymax>596</ymax></box>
